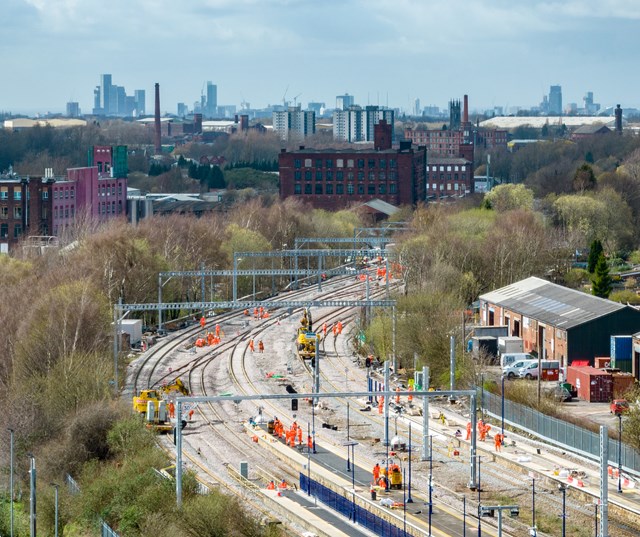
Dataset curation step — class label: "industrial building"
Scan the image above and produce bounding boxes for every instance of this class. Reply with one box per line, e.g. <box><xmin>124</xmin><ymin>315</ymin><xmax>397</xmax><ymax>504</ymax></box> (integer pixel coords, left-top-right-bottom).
<box><xmin>279</xmin><ymin>121</ymin><xmax>425</xmax><ymax>210</ymax></box>
<box><xmin>479</xmin><ymin>276</ymin><xmax>640</xmax><ymax>369</ymax></box>
<box><xmin>426</xmin><ymin>157</ymin><xmax>474</xmax><ymax>199</ymax></box>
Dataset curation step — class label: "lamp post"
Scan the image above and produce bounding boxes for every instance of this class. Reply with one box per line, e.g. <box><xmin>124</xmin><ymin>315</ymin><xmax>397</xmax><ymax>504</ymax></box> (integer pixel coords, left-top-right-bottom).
<box><xmin>429</xmin><ymin>435</ymin><xmax>433</xmax><ymax>537</ymax></box>
<box><xmin>27</xmin><ymin>453</ymin><xmax>36</xmax><ymax>537</ymax></box>
<box><xmin>531</xmin><ymin>477</ymin><xmax>537</xmax><ymax>537</ymax></box>
<box><xmin>407</xmin><ymin>424</ymin><xmax>413</xmax><ymax>503</ymax></box>
<box><xmin>477</xmin><ymin>455</ymin><xmax>482</xmax><ymax>537</ymax></box>
<box><xmin>558</xmin><ymin>483</ymin><xmax>568</xmax><ymax>537</ymax></box>
<box><xmin>346</xmin><ymin>402</ymin><xmax>351</xmax><ymax>471</ymax></box>
<box><xmin>501</xmin><ymin>374</ymin><xmax>505</xmax><ymax>442</ymax></box>
<box><xmin>51</xmin><ymin>483</ymin><xmax>59</xmax><ymax>537</ymax></box>
<box><xmin>307</xmin><ymin>422</ymin><xmax>311</xmax><ymax>496</ymax></box>
<box><xmin>617</xmin><ymin>412</ymin><xmax>623</xmax><ymax>493</ymax></box>
<box><xmin>463</xmin><ymin>495</ymin><xmax>466</xmax><ymax>537</ymax></box>
<box><xmin>8</xmin><ymin>428</ymin><xmax>14</xmax><ymax>537</ymax></box>
<box><xmin>344</xmin><ymin>441</ymin><xmax>358</xmax><ymax>522</ymax></box>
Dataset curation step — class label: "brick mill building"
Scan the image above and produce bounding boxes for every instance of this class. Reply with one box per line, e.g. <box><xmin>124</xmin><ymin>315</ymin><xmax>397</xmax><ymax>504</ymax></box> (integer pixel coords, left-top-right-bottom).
<box><xmin>279</xmin><ymin>121</ymin><xmax>426</xmax><ymax>209</ymax></box>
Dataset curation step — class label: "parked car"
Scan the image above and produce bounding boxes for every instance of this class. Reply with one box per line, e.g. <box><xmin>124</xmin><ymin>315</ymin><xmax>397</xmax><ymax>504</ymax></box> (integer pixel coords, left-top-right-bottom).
<box><xmin>610</xmin><ymin>399</ymin><xmax>630</xmax><ymax>415</ymax></box>
<box><xmin>502</xmin><ymin>359</ymin><xmax>537</xmax><ymax>379</ymax></box>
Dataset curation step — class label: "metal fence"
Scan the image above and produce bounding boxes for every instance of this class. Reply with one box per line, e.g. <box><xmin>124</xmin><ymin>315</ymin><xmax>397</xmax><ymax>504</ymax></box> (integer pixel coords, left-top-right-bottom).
<box><xmin>481</xmin><ymin>389</ymin><xmax>640</xmax><ymax>478</ymax></box>
<box><xmin>65</xmin><ymin>474</ymin><xmax>121</xmax><ymax>537</ymax></box>
<box><xmin>300</xmin><ymin>473</ymin><xmax>412</xmax><ymax>537</ymax></box>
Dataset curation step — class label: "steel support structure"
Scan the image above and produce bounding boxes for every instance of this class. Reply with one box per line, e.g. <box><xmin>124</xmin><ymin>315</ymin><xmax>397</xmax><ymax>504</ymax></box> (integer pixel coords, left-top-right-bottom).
<box><xmin>600</xmin><ymin>426</ymin><xmax>609</xmax><ymax>537</ymax></box>
<box><xmin>294</xmin><ymin>237</ymin><xmax>394</xmax><ymax>249</ymax></box>
<box><xmin>174</xmin><ymin>388</ymin><xmax>478</xmax><ymax>507</ymax></box>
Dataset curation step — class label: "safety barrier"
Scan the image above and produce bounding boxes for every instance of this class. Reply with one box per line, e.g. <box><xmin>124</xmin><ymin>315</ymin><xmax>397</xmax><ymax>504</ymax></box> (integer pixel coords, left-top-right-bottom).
<box><xmin>300</xmin><ymin>473</ymin><xmax>411</xmax><ymax>537</ymax></box>
<box><xmin>481</xmin><ymin>389</ymin><xmax>640</xmax><ymax>478</ymax></box>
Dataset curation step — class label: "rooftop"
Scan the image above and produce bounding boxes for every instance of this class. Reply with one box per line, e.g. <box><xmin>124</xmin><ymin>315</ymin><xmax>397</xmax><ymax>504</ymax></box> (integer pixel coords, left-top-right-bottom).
<box><xmin>479</xmin><ymin>276</ymin><xmax>627</xmax><ymax>329</ymax></box>
<box><xmin>480</xmin><ymin>116</ymin><xmax>617</xmax><ymax>129</ymax></box>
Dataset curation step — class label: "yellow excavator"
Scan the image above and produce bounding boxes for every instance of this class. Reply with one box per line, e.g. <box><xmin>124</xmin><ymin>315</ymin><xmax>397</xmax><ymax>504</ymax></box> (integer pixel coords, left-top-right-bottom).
<box><xmin>132</xmin><ymin>378</ymin><xmax>190</xmax><ymax>433</ymax></box>
<box><xmin>297</xmin><ymin>309</ymin><xmax>318</xmax><ymax>360</ymax></box>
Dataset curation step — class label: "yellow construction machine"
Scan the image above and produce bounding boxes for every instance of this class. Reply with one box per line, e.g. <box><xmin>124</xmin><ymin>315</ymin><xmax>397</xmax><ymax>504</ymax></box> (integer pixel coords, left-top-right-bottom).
<box><xmin>297</xmin><ymin>308</ymin><xmax>318</xmax><ymax>360</ymax></box>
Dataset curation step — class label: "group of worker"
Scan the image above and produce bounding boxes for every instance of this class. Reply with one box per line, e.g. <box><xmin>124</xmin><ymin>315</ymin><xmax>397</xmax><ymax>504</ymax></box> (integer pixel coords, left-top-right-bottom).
<box><xmin>244</xmin><ymin>307</ymin><xmax>270</xmax><ymax>320</ymax></box>
<box><xmin>465</xmin><ymin>419</ymin><xmax>501</xmax><ymax>447</ymax></box>
<box><xmin>167</xmin><ymin>401</ymin><xmax>194</xmax><ymax>421</ymax></box>
<box><xmin>248</xmin><ymin>339</ymin><xmax>265</xmax><ymax>353</ymax></box>
<box><xmin>271</xmin><ymin>418</ymin><xmax>304</xmax><ymax>448</ymax></box>
<box><xmin>266</xmin><ymin>479</ymin><xmax>289</xmax><ymax>490</ymax></box>
<box><xmin>372</xmin><ymin>461</ymin><xmax>400</xmax><ymax>489</ymax></box>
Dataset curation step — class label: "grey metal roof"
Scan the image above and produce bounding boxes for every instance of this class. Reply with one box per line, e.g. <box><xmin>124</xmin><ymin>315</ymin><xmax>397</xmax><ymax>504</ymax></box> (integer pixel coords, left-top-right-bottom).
<box><xmin>479</xmin><ymin>276</ymin><xmax>626</xmax><ymax>329</ymax></box>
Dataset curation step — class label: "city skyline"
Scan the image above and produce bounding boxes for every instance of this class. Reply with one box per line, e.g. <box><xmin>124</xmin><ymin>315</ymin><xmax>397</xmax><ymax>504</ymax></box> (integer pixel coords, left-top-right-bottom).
<box><xmin>4</xmin><ymin>0</ymin><xmax>640</xmax><ymax>114</ymax></box>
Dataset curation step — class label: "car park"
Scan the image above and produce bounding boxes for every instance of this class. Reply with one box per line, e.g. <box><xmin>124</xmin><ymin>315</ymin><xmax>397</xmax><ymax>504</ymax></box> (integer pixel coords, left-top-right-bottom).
<box><xmin>502</xmin><ymin>359</ymin><xmax>537</xmax><ymax>379</ymax></box>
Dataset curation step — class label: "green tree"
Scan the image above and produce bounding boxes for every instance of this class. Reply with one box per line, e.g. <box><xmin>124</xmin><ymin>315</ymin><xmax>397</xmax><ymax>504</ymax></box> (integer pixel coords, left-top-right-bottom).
<box><xmin>572</xmin><ymin>163</ymin><xmax>596</xmax><ymax>192</ymax></box>
<box><xmin>482</xmin><ymin>183</ymin><xmax>534</xmax><ymax>212</ymax></box>
<box><xmin>587</xmin><ymin>238</ymin><xmax>603</xmax><ymax>273</ymax></box>
<box><xmin>592</xmin><ymin>253</ymin><xmax>612</xmax><ymax>298</ymax></box>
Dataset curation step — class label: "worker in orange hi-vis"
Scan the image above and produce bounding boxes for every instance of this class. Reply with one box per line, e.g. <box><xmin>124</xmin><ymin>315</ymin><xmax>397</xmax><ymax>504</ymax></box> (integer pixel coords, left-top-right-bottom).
<box><xmin>207</xmin><ymin>332</ymin><xmax>214</xmax><ymax>346</ymax></box>
<box><xmin>188</xmin><ymin>409</ymin><xmax>195</xmax><ymax>421</ymax></box>
<box><xmin>297</xmin><ymin>427</ymin><xmax>303</xmax><ymax>446</ymax></box>
<box><xmin>337</xmin><ymin>321</ymin><xmax>343</xmax><ymax>334</ymax></box>
<box><xmin>395</xmin><ymin>387</ymin><xmax>400</xmax><ymax>404</ymax></box>
<box><xmin>332</xmin><ymin>324</ymin><xmax>338</xmax><ymax>337</ymax></box>
<box><xmin>266</xmin><ymin>480</ymin><xmax>276</xmax><ymax>490</ymax></box>
<box><xmin>259</xmin><ymin>306</ymin><xmax>264</xmax><ymax>318</ymax></box>
<box><xmin>253</xmin><ymin>307</ymin><xmax>259</xmax><ymax>319</ymax></box>
<box><xmin>494</xmin><ymin>433</ymin><xmax>503</xmax><ymax>452</ymax></box>
<box><xmin>378</xmin><ymin>395</ymin><xmax>384</xmax><ymax>414</ymax></box>
<box><xmin>215</xmin><ymin>324</ymin><xmax>220</xmax><ymax>336</ymax></box>
<box><xmin>168</xmin><ymin>401</ymin><xmax>175</xmax><ymax>419</ymax></box>
<box><xmin>466</xmin><ymin>422</ymin><xmax>472</xmax><ymax>441</ymax></box>
<box><xmin>258</xmin><ymin>340</ymin><xmax>265</xmax><ymax>353</ymax></box>
<box><xmin>249</xmin><ymin>339</ymin><xmax>255</xmax><ymax>352</ymax></box>
<box><xmin>322</xmin><ymin>322</ymin><xmax>327</xmax><ymax>336</ymax></box>
<box><xmin>200</xmin><ymin>316</ymin><xmax>206</xmax><ymax>329</ymax></box>
<box><xmin>307</xmin><ymin>435</ymin><xmax>313</xmax><ymax>451</ymax></box>
<box><xmin>408</xmin><ymin>385</ymin><xmax>413</xmax><ymax>403</ymax></box>
<box><xmin>373</xmin><ymin>463</ymin><xmax>381</xmax><ymax>482</ymax></box>
<box><xmin>244</xmin><ymin>309</ymin><xmax>249</xmax><ymax>316</ymax></box>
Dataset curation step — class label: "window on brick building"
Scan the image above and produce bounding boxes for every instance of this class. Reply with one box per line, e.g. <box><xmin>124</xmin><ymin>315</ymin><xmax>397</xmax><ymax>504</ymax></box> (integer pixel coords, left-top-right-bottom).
<box><xmin>368</xmin><ymin>171</ymin><xmax>375</xmax><ymax>181</ymax></box>
<box><xmin>0</xmin><ymin>207</ymin><xmax>7</xmax><ymax>219</ymax></box>
<box><xmin>336</xmin><ymin>171</ymin><xmax>344</xmax><ymax>180</ymax></box>
<box><xmin>379</xmin><ymin>184</ymin><xmax>386</xmax><ymax>194</ymax></box>
<box><xmin>42</xmin><ymin>207</ymin><xmax>47</xmax><ymax>219</ymax></box>
<box><xmin>0</xmin><ymin>224</ymin><xmax>7</xmax><ymax>238</ymax></box>
<box><xmin>357</xmin><ymin>159</ymin><xmax>365</xmax><ymax>168</ymax></box>
<box><xmin>294</xmin><ymin>171</ymin><xmax>301</xmax><ymax>180</ymax></box>
<box><xmin>0</xmin><ymin>187</ymin><xmax>7</xmax><ymax>200</ymax></box>
<box><xmin>336</xmin><ymin>184</ymin><xmax>344</xmax><ymax>195</ymax></box>
<box><xmin>389</xmin><ymin>183</ymin><xmax>397</xmax><ymax>194</ymax></box>
<box><xmin>379</xmin><ymin>171</ymin><xmax>386</xmax><ymax>180</ymax></box>
<box><xmin>454</xmin><ymin>183</ymin><xmax>459</xmax><ymax>190</ymax></box>
<box><xmin>315</xmin><ymin>184</ymin><xmax>323</xmax><ymax>194</ymax></box>
<box><xmin>358</xmin><ymin>184</ymin><xmax>364</xmax><ymax>194</ymax></box>
<box><xmin>294</xmin><ymin>184</ymin><xmax>301</xmax><ymax>194</ymax></box>
<box><xmin>65</xmin><ymin>189</ymin><xmax>69</xmax><ymax>199</ymax></box>
<box><xmin>347</xmin><ymin>183</ymin><xmax>354</xmax><ymax>195</ymax></box>
<box><xmin>390</xmin><ymin>159</ymin><xmax>396</xmax><ymax>168</ymax></box>
<box><xmin>14</xmin><ymin>224</ymin><xmax>21</xmax><ymax>238</ymax></box>
<box><xmin>42</xmin><ymin>191</ymin><xmax>48</xmax><ymax>200</ymax></box>
<box><xmin>368</xmin><ymin>184</ymin><xmax>375</xmax><ymax>195</ymax></box>
<box><xmin>71</xmin><ymin>188</ymin><xmax>75</xmax><ymax>198</ymax></box>
<box><xmin>326</xmin><ymin>184</ymin><xmax>333</xmax><ymax>195</ymax></box>
<box><xmin>326</xmin><ymin>159</ymin><xmax>333</xmax><ymax>168</ymax></box>
<box><xmin>357</xmin><ymin>171</ymin><xmax>364</xmax><ymax>181</ymax></box>
<box><xmin>304</xmin><ymin>159</ymin><xmax>312</xmax><ymax>167</ymax></box>
<box><xmin>326</xmin><ymin>171</ymin><xmax>333</xmax><ymax>181</ymax></box>
<box><xmin>316</xmin><ymin>171</ymin><xmax>322</xmax><ymax>181</ymax></box>
<box><xmin>305</xmin><ymin>170</ymin><xmax>312</xmax><ymax>180</ymax></box>
<box><xmin>337</xmin><ymin>159</ymin><xmax>344</xmax><ymax>168</ymax></box>
<box><xmin>347</xmin><ymin>171</ymin><xmax>354</xmax><ymax>181</ymax></box>
<box><xmin>368</xmin><ymin>159</ymin><xmax>376</xmax><ymax>168</ymax></box>
<box><xmin>304</xmin><ymin>184</ymin><xmax>312</xmax><ymax>194</ymax></box>
<box><xmin>13</xmin><ymin>187</ymin><xmax>21</xmax><ymax>200</ymax></box>
<box><xmin>316</xmin><ymin>159</ymin><xmax>323</xmax><ymax>168</ymax></box>
<box><xmin>294</xmin><ymin>159</ymin><xmax>301</xmax><ymax>168</ymax></box>
<box><xmin>13</xmin><ymin>207</ymin><xmax>21</xmax><ymax>219</ymax></box>
<box><xmin>380</xmin><ymin>159</ymin><xmax>386</xmax><ymax>168</ymax></box>
<box><xmin>389</xmin><ymin>171</ymin><xmax>396</xmax><ymax>180</ymax></box>
<box><xmin>347</xmin><ymin>159</ymin><xmax>354</xmax><ymax>168</ymax></box>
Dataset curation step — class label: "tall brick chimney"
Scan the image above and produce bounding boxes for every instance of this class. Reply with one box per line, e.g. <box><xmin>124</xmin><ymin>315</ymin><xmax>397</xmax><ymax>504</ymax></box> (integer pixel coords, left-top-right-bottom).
<box><xmin>154</xmin><ymin>83</ymin><xmax>161</xmax><ymax>154</ymax></box>
<box><xmin>463</xmin><ymin>94</ymin><xmax>469</xmax><ymax>125</ymax></box>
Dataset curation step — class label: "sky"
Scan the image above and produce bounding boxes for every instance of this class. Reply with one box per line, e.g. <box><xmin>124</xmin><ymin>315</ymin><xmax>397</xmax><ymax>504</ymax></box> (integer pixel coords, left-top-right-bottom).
<box><xmin>4</xmin><ymin>0</ymin><xmax>640</xmax><ymax>115</ymax></box>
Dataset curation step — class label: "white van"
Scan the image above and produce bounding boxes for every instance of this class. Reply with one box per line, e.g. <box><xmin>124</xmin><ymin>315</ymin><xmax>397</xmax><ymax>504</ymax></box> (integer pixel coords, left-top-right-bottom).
<box><xmin>517</xmin><ymin>360</ymin><xmax>561</xmax><ymax>380</ymax></box>
<box><xmin>500</xmin><ymin>353</ymin><xmax>535</xmax><ymax>369</ymax></box>
<box><xmin>502</xmin><ymin>359</ymin><xmax>537</xmax><ymax>379</ymax></box>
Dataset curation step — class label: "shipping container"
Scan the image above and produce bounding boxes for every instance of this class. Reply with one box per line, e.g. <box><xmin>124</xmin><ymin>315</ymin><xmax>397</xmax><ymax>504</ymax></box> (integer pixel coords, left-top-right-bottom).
<box><xmin>594</xmin><ymin>357</ymin><xmax>611</xmax><ymax>369</ymax></box>
<box><xmin>611</xmin><ymin>335</ymin><xmax>632</xmax><ymax>371</ymax></box>
<box><xmin>472</xmin><ymin>336</ymin><xmax>498</xmax><ymax>361</ymax></box>
<box><xmin>611</xmin><ymin>372</ymin><xmax>635</xmax><ymax>399</ymax></box>
<box><xmin>474</xmin><ymin>326</ymin><xmax>509</xmax><ymax>339</ymax></box>
<box><xmin>566</xmin><ymin>366</ymin><xmax>612</xmax><ymax>402</ymax></box>
<box><xmin>498</xmin><ymin>336</ymin><xmax>524</xmax><ymax>356</ymax></box>
<box><xmin>119</xmin><ymin>319</ymin><xmax>143</xmax><ymax>345</ymax></box>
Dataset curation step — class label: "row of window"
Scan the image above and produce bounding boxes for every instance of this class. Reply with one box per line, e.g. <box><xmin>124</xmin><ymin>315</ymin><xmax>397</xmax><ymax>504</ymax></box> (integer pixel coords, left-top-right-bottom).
<box><xmin>99</xmin><ymin>183</ymin><xmax>122</xmax><ymax>197</ymax></box>
<box><xmin>0</xmin><ymin>223</ymin><xmax>20</xmax><ymax>239</ymax></box>
<box><xmin>0</xmin><ymin>187</ymin><xmax>22</xmax><ymax>200</ymax></box>
<box><xmin>54</xmin><ymin>206</ymin><xmax>75</xmax><ymax>219</ymax></box>
<box><xmin>294</xmin><ymin>158</ymin><xmax>397</xmax><ymax>169</ymax></box>
<box><xmin>294</xmin><ymin>170</ymin><xmax>398</xmax><ymax>181</ymax></box>
<box><xmin>53</xmin><ymin>188</ymin><xmax>74</xmax><ymax>200</ymax></box>
<box><xmin>428</xmin><ymin>165</ymin><xmax>467</xmax><ymax>172</ymax></box>
<box><xmin>0</xmin><ymin>206</ymin><xmax>21</xmax><ymax>219</ymax></box>
<box><xmin>428</xmin><ymin>183</ymin><xmax>464</xmax><ymax>191</ymax></box>
<box><xmin>293</xmin><ymin>183</ymin><xmax>398</xmax><ymax>195</ymax></box>
<box><xmin>428</xmin><ymin>173</ymin><xmax>465</xmax><ymax>181</ymax></box>
<box><xmin>100</xmin><ymin>201</ymin><xmax>123</xmax><ymax>215</ymax></box>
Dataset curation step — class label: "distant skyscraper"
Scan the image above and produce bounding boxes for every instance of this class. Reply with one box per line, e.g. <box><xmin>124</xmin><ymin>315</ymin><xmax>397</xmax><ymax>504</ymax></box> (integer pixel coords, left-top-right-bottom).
<box><xmin>308</xmin><ymin>102</ymin><xmax>325</xmax><ymax>114</ymax></box>
<box><xmin>66</xmin><ymin>101</ymin><xmax>80</xmax><ymax>117</ymax></box>
<box><xmin>549</xmin><ymin>85</ymin><xmax>562</xmax><ymax>115</ymax></box>
<box><xmin>336</xmin><ymin>94</ymin><xmax>355</xmax><ymax>110</ymax></box>
<box><xmin>414</xmin><ymin>98</ymin><xmax>421</xmax><ymax>116</ymax></box>
<box><xmin>177</xmin><ymin>102</ymin><xmax>188</xmax><ymax>117</ymax></box>
<box><xmin>92</xmin><ymin>75</ymin><xmax>141</xmax><ymax>117</ymax></box>
<box><xmin>100</xmin><ymin>74</ymin><xmax>112</xmax><ymax>113</ymax></box>
<box><xmin>273</xmin><ymin>106</ymin><xmax>315</xmax><ymax>140</ymax></box>
<box><xmin>206</xmin><ymin>82</ymin><xmax>217</xmax><ymax>118</ymax></box>
<box><xmin>134</xmin><ymin>90</ymin><xmax>146</xmax><ymax>116</ymax></box>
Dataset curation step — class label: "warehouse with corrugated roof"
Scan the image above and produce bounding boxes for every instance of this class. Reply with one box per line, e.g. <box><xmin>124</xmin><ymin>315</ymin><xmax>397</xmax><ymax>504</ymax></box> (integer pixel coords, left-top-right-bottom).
<box><xmin>479</xmin><ymin>276</ymin><xmax>640</xmax><ymax>368</ymax></box>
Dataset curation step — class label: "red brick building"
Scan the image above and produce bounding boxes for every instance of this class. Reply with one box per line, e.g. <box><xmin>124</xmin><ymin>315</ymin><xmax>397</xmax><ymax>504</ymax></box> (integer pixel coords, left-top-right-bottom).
<box><xmin>0</xmin><ymin>174</ymin><xmax>54</xmax><ymax>251</ymax></box>
<box><xmin>426</xmin><ymin>157</ymin><xmax>474</xmax><ymax>199</ymax></box>
<box><xmin>279</xmin><ymin>131</ymin><xmax>426</xmax><ymax>209</ymax></box>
